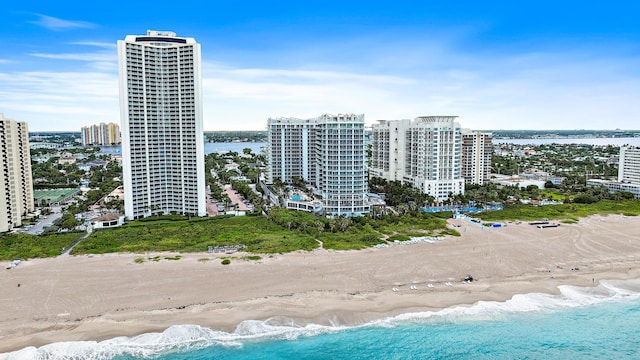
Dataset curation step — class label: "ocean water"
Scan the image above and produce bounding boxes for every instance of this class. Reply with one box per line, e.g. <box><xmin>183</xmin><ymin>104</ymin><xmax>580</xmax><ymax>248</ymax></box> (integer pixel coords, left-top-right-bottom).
<box><xmin>4</xmin><ymin>279</ymin><xmax>640</xmax><ymax>360</ymax></box>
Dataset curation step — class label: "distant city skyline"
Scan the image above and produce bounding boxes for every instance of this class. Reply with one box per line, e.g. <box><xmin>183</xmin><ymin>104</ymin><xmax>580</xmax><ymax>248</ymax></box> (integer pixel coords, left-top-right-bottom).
<box><xmin>1</xmin><ymin>1</ymin><xmax>640</xmax><ymax>131</ymax></box>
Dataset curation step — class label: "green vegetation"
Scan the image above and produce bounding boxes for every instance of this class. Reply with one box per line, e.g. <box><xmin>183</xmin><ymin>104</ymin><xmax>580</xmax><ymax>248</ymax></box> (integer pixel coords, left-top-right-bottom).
<box><xmin>134</xmin><ymin>257</ymin><xmax>145</xmax><ymax>263</ymax></box>
<box><xmin>73</xmin><ymin>214</ymin><xmax>318</xmax><ymax>254</ymax></box>
<box><xmin>67</xmin><ymin>209</ymin><xmax>453</xmax><ymax>255</ymax></box>
<box><xmin>476</xmin><ymin>200</ymin><xmax>640</xmax><ymax>222</ymax></box>
<box><xmin>0</xmin><ymin>232</ymin><xmax>84</xmax><ymax>260</ymax></box>
<box><xmin>244</xmin><ymin>255</ymin><xmax>262</xmax><ymax>261</ymax></box>
<box><xmin>369</xmin><ymin>177</ymin><xmax>433</xmax><ymax>206</ymax></box>
<box><xmin>198</xmin><ymin>258</ymin><xmax>211</xmax><ymax>262</ymax></box>
<box><xmin>221</xmin><ymin>259</ymin><xmax>231</xmax><ymax>265</ymax></box>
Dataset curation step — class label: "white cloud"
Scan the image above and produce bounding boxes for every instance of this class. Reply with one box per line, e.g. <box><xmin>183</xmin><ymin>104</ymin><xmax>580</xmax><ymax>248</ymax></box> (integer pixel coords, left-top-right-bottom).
<box><xmin>0</xmin><ymin>71</ymin><xmax>119</xmax><ymax>130</ymax></box>
<box><xmin>69</xmin><ymin>41</ymin><xmax>116</xmax><ymax>49</ymax></box>
<box><xmin>28</xmin><ymin>14</ymin><xmax>96</xmax><ymax>31</ymax></box>
<box><xmin>30</xmin><ymin>52</ymin><xmax>115</xmax><ymax>62</ymax></box>
<box><xmin>29</xmin><ymin>46</ymin><xmax>117</xmax><ymax>71</ymax></box>
<box><xmin>3</xmin><ymin>40</ymin><xmax>640</xmax><ymax>132</ymax></box>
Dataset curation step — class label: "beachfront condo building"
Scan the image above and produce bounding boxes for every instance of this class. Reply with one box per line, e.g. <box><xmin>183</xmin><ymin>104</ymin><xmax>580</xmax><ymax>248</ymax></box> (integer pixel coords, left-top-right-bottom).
<box><xmin>461</xmin><ymin>129</ymin><xmax>493</xmax><ymax>185</ymax></box>
<box><xmin>370</xmin><ymin>116</ymin><xmax>464</xmax><ymax>202</ymax></box>
<box><xmin>81</xmin><ymin>122</ymin><xmax>121</xmax><ymax>146</ymax></box>
<box><xmin>118</xmin><ymin>30</ymin><xmax>206</xmax><ymax>219</ymax></box>
<box><xmin>619</xmin><ymin>146</ymin><xmax>640</xmax><ymax>185</ymax></box>
<box><xmin>267</xmin><ymin>114</ymin><xmax>370</xmax><ymax>216</ymax></box>
<box><xmin>0</xmin><ymin>114</ymin><xmax>34</xmax><ymax>232</ymax></box>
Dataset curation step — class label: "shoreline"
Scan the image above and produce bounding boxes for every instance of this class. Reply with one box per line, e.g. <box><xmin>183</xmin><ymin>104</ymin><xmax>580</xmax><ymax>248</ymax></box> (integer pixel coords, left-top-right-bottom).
<box><xmin>2</xmin><ymin>214</ymin><xmax>640</xmax><ymax>353</ymax></box>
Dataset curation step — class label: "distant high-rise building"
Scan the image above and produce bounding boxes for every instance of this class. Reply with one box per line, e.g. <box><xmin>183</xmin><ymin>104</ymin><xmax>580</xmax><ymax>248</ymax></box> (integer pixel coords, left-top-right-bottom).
<box><xmin>619</xmin><ymin>146</ymin><xmax>640</xmax><ymax>184</ymax></box>
<box><xmin>461</xmin><ymin>129</ymin><xmax>493</xmax><ymax>185</ymax></box>
<box><xmin>0</xmin><ymin>113</ymin><xmax>34</xmax><ymax>232</ymax></box>
<box><xmin>118</xmin><ymin>30</ymin><xmax>205</xmax><ymax>219</ymax></box>
<box><xmin>370</xmin><ymin>116</ymin><xmax>464</xmax><ymax>201</ymax></box>
<box><xmin>267</xmin><ymin>114</ymin><xmax>370</xmax><ymax>216</ymax></box>
<box><xmin>81</xmin><ymin>122</ymin><xmax>121</xmax><ymax>146</ymax></box>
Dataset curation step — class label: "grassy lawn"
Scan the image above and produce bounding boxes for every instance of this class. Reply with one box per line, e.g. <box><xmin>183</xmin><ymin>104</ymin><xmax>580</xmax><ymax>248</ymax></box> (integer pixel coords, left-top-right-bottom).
<box><xmin>540</xmin><ymin>190</ymin><xmax>566</xmax><ymax>201</ymax></box>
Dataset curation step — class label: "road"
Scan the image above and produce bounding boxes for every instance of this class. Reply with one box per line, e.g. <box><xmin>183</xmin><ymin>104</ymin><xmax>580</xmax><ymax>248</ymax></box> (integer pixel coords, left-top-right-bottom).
<box><xmin>25</xmin><ymin>206</ymin><xmax>63</xmax><ymax>235</ymax></box>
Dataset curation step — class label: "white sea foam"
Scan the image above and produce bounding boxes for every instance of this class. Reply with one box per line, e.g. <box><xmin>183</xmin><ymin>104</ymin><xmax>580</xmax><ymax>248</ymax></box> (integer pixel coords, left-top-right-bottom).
<box><xmin>2</xmin><ymin>279</ymin><xmax>639</xmax><ymax>359</ymax></box>
<box><xmin>374</xmin><ymin>278</ymin><xmax>640</xmax><ymax>326</ymax></box>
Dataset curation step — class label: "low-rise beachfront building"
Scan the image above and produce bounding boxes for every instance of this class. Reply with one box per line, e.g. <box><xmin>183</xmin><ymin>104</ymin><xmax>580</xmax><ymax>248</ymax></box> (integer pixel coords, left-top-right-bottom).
<box><xmin>585</xmin><ymin>146</ymin><xmax>640</xmax><ymax>199</ymax></box>
<box><xmin>370</xmin><ymin>116</ymin><xmax>464</xmax><ymax>202</ymax></box>
<box><xmin>89</xmin><ymin>213</ymin><xmax>126</xmax><ymax>230</ymax></box>
<box><xmin>267</xmin><ymin>114</ymin><xmax>370</xmax><ymax>216</ymax></box>
<box><xmin>491</xmin><ymin>174</ymin><xmax>547</xmax><ymax>190</ymax></box>
<box><xmin>586</xmin><ymin>179</ymin><xmax>640</xmax><ymax>199</ymax></box>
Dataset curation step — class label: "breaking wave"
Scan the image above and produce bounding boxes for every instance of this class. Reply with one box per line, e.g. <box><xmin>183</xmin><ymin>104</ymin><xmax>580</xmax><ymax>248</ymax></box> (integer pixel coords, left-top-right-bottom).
<box><xmin>2</xmin><ymin>279</ymin><xmax>639</xmax><ymax>360</ymax></box>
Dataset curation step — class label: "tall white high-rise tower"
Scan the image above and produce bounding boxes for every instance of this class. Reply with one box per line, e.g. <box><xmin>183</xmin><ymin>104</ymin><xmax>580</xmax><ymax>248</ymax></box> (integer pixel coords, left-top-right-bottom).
<box><xmin>267</xmin><ymin>114</ymin><xmax>370</xmax><ymax>216</ymax></box>
<box><xmin>118</xmin><ymin>30</ymin><xmax>205</xmax><ymax>219</ymax></box>
<box><xmin>1</xmin><ymin>113</ymin><xmax>34</xmax><ymax>232</ymax></box>
<box><xmin>370</xmin><ymin>116</ymin><xmax>464</xmax><ymax>201</ymax></box>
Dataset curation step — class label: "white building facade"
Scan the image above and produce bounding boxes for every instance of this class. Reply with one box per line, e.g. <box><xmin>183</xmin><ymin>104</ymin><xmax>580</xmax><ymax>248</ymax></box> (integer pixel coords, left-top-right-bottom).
<box><xmin>370</xmin><ymin>116</ymin><xmax>464</xmax><ymax>201</ymax></box>
<box><xmin>267</xmin><ymin>114</ymin><xmax>369</xmax><ymax>216</ymax></box>
<box><xmin>1</xmin><ymin>114</ymin><xmax>34</xmax><ymax>232</ymax></box>
<box><xmin>619</xmin><ymin>146</ymin><xmax>640</xmax><ymax>184</ymax></box>
<box><xmin>461</xmin><ymin>129</ymin><xmax>493</xmax><ymax>185</ymax></box>
<box><xmin>118</xmin><ymin>30</ymin><xmax>206</xmax><ymax>219</ymax></box>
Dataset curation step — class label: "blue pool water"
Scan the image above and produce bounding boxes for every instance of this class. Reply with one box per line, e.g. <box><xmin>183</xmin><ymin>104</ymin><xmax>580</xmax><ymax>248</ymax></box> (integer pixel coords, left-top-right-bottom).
<box><xmin>5</xmin><ymin>279</ymin><xmax>640</xmax><ymax>359</ymax></box>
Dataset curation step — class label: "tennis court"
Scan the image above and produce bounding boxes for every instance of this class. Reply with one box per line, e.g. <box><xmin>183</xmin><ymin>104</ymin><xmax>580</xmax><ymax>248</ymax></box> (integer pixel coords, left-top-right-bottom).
<box><xmin>33</xmin><ymin>188</ymin><xmax>79</xmax><ymax>205</ymax></box>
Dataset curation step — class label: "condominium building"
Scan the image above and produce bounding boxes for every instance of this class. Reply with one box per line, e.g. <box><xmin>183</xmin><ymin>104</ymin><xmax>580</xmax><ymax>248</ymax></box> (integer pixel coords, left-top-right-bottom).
<box><xmin>461</xmin><ymin>129</ymin><xmax>493</xmax><ymax>185</ymax></box>
<box><xmin>267</xmin><ymin>114</ymin><xmax>369</xmax><ymax>216</ymax></box>
<box><xmin>1</xmin><ymin>113</ymin><xmax>34</xmax><ymax>232</ymax></box>
<box><xmin>370</xmin><ymin>116</ymin><xmax>464</xmax><ymax>201</ymax></box>
<box><xmin>81</xmin><ymin>122</ymin><xmax>121</xmax><ymax>146</ymax></box>
<box><xmin>619</xmin><ymin>146</ymin><xmax>640</xmax><ymax>184</ymax></box>
<box><xmin>118</xmin><ymin>30</ymin><xmax>206</xmax><ymax>219</ymax></box>
<box><xmin>586</xmin><ymin>179</ymin><xmax>640</xmax><ymax>199</ymax></box>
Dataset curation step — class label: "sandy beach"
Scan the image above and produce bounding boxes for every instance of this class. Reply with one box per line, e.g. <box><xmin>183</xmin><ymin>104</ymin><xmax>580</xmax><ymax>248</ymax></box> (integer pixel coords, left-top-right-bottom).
<box><xmin>2</xmin><ymin>214</ymin><xmax>640</xmax><ymax>353</ymax></box>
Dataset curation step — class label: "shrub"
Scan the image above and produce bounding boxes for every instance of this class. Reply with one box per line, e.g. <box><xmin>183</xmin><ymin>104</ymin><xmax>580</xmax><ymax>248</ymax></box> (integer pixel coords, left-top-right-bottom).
<box><xmin>221</xmin><ymin>259</ymin><xmax>231</xmax><ymax>265</ymax></box>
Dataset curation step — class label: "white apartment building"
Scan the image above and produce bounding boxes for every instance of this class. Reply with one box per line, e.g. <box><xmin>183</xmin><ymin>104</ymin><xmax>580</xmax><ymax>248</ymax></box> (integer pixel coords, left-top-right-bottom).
<box><xmin>1</xmin><ymin>114</ymin><xmax>34</xmax><ymax>232</ymax></box>
<box><xmin>461</xmin><ymin>129</ymin><xmax>493</xmax><ymax>185</ymax></box>
<box><xmin>118</xmin><ymin>30</ymin><xmax>206</xmax><ymax>219</ymax></box>
<box><xmin>586</xmin><ymin>179</ymin><xmax>640</xmax><ymax>199</ymax></box>
<box><xmin>370</xmin><ymin>116</ymin><xmax>464</xmax><ymax>201</ymax></box>
<box><xmin>267</xmin><ymin>114</ymin><xmax>369</xmax><ymax>216</ymax></box>
<box><xmin>619</xmin><ymin>146</ymin><xmax>640</xmax><ymax>184</ymax></box>
<box><xmin>81</xmin><ymin>122</ymin><xmax>121</xmax><ymax>146</ymax></box>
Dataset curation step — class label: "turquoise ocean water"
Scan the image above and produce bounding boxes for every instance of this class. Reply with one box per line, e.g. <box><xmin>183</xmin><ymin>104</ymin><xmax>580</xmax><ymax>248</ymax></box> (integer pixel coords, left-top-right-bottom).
<box><xmin>4</xmin><ymin>279</ymin><xmax>640</xmax><ymax>359</ymax></box>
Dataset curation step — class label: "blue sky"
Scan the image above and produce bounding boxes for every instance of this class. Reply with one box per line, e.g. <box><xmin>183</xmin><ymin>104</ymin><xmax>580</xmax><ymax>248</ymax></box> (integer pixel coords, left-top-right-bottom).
<box><xmin>1</xmin><ymin>1</ymin><xmax>639</xmax><ymax>131</ymax></box>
